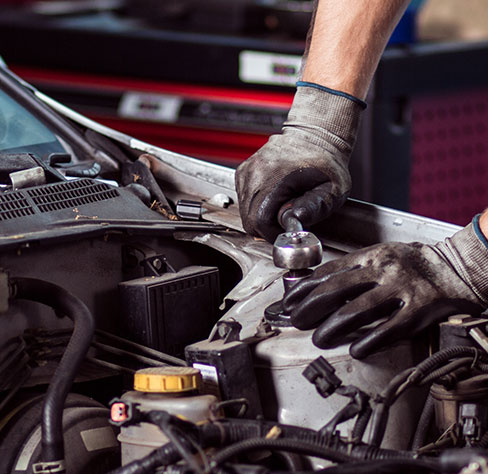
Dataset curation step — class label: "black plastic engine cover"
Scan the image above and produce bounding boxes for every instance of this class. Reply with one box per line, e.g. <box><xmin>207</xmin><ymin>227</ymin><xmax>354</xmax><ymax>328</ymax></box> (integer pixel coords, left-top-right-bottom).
<box><xmin>0</xmin><ymin>178</ymin><xmax>166</xmax><ymax>245</ymax></box>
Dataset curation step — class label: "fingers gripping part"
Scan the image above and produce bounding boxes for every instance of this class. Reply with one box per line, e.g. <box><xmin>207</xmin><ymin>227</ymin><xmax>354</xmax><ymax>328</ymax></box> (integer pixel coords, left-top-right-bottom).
<box><xmin>286</xmin><ymin>223</ymin><xmax>488</xmax><ymax>359</ymax></box>
<box><xmin>283</xmin><ymin>263</ymin><xmax>363</xmax><ymax>314</ymax></box>
<box><xmin>349</xmin><ymin>310</ymin><xmax>414</xmax><ymax>359</ymax></box>
<box><xmin>311</xmin><ymin>290</ymin><xmax>402</xmax><ymax>349</ymax></box>
<box><xmin>291</xmin><ymin>181</ymin><xmax>337</xmax><ymax>228</ymax></box>
<box><xmin>254</xmin><ymin>167</ymin><xmax>333</xmax><ymax>241</ymax></box>
<box><xmin>289</xmin><ymin>269</ymin><xmax>377</xmax><ymax>330</ymax></box>
<box><xmin>235</xmin><ymin>84</ymin><xmax>363</xmax><ymax>242</ymax></box>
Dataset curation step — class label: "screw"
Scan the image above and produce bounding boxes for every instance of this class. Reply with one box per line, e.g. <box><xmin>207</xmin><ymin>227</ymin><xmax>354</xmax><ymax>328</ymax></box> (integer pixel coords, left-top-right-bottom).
<box><xmin>290</xmin><ymin>233</ymin><xmax>303</xmax><ymax>244</ymax></box>
<box><xmin>152</xmin><ymin>258</ymin><xmax>163</xmax><ymax>271</ymax></box>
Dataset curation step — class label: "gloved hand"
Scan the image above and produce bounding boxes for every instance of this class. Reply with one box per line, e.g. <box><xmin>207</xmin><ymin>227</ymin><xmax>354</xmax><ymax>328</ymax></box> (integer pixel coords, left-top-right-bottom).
<box><xmin>283</xmin><ymin>216</ymin><xmax>488</xmax><ymax>359</ymax></box>
<box><xmin>235</xmin><ymin>81</ymin><xmax>366</xmax><ymax>243</ymax></box>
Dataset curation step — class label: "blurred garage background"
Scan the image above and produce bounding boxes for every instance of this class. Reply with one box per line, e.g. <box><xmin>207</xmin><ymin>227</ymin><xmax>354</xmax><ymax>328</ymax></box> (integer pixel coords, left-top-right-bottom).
<box><xmin>0</xmin><ymin>0</ymin><xmax>487</xmax><ymax>226</ymax></box>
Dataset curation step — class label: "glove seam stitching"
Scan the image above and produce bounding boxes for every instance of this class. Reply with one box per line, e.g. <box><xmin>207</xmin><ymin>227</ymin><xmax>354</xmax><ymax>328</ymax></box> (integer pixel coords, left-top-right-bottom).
<box><xmin>296</xmin><ymin>81</ymin><xmax>367</xmax><ymax>109</ymax></box>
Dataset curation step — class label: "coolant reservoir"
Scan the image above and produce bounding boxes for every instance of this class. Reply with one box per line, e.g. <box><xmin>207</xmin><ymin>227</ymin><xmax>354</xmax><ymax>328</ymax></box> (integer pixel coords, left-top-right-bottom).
<box><xmin>118</xmin><ymin>366</ymin><xmax>218</xmax><ymax>465</ymax></box>
<box><xmin>252</xmin><ymin>327</ymin><xmax>428</xmax><ymax>450</ymax></box>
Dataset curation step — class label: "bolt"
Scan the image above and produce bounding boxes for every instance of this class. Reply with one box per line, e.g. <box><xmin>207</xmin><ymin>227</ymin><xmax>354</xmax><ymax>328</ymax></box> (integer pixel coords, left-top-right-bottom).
<box><xmin>290</xmin><ymin>233</ymin><xmax>303</xmax><ymax>244</ymax></box>
<box><xmin>152</xmin><ymin>258</ymin><xmax>163</xmax><ymax>271</ymax></box>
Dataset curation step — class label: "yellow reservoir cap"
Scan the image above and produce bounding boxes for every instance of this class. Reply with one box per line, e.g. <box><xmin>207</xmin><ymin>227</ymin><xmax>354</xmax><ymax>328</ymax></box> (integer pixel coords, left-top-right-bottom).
<box><xmin>134</xmin><ymin>367</ymin><xmax>202</xmax><ymax>393</ymax></box>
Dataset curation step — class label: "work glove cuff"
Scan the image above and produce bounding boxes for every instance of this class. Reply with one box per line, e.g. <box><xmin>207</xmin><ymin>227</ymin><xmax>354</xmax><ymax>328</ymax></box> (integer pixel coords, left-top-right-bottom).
<box><xmin>284</xmin><ymin>82</ymin><xmax>366</xmax><ymax>154</ymax></box>
<box><xmin>435</xmin><ymin>216</ymin><xmax>488</xmax><ymax>306</ymax></box>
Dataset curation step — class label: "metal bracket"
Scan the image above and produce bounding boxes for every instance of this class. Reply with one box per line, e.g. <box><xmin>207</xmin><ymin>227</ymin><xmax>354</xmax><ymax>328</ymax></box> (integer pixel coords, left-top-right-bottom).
<box><xmin>122</xmin><ymin>244</ymin><xmax>176</xmax><ymax>277</ymax></box>
<box><xmin>469</xmin><ymin>327</ymin><xmax>488</xmax><ymax>354</ymax></box>
<box><xmin>209</xmin><ymin>320</ymin><xmax>242</xmax><ymax>343</ymax></box>
<box><xmin>141</xmin><ymin>254</ymin><xmax>175</xmax><ymax>277</ymax></box>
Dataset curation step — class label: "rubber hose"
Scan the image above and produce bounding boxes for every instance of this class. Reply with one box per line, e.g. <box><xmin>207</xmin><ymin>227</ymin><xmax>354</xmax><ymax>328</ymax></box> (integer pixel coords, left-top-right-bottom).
<box><xmin>109</xmin><ymin>416</ymin><xmax>420</xmax><ymax>474</ymax></box>
<box><xmin>366</xmin><ymin>368</ymin><xmax>416</xmax><ymax>446</ymax></box>
<box><xmin>201</xmin><ymin>420</ymin><xmax>415</xmax><ymax>461</ymax></box>
<box><xmin>352</xmin><ymin>405</ymin><xmax>372</xmax><ymax>441</ymax></box>
<box><xmin>209</xmin><ymin>437</ymin><xmax>355</xmax><ymax>467</ymax></box>
<box><xmin>436</xmin><ymin>366</ymin><xmax>470</xmax><ymax>388</ymax></box>
<box><xmin>369</xmin><ymin>347</ymin><xmax>488</xmax><ymax>447</ymax></box>
<box><xmin>201</xmin><ymin>419</ymin><xmax>326</xmax><ymax>448</ymax></box>
<box><xmin>411</xmin><ymin>394</ymin><xmax>435</xmax><ymax>451</ymax></box>
<box><xmin>274</xmin><ymin>451</ymin><xmax>307</xmax><ymax>471</ymax></box>
<box><xmin>419</xmin><ymin>358</ymin><xmax>473</xmax><ymax>386</ymax></box>
<box><xmin>106</xmin><ymin>443</ymin><xmax>182</xmax><ymax>474</ymax></box>
<box><xmin>11</xmin><ymin>278</ymin><xmax>95</xmax><ymax>463</ymax></box>
<box><xmin>411</xmin><ymin>347</ymin><xmax>487</xmax><ymax>383</ymax></box>
<box><xmin>318</xmin><ymin>458</ymin><xmax>441</xmax><ymax>474</ymax></box>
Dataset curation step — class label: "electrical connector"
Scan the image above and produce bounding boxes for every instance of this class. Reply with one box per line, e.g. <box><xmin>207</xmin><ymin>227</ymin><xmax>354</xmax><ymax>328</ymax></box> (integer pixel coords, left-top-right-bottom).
<box><xmin>303</xmin><ymin>356</ymin><xmax>341</xmax><ymax>398</ymax></box>
<box><xmin>109</xmin><ymin>398</ymin><xmax>142</xmax><ymax>427</ymax></box>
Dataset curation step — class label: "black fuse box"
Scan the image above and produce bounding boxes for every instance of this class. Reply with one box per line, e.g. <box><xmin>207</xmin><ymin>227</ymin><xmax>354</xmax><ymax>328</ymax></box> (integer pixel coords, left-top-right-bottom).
<box><xmin>118</xmin><ymin>266</ymin><xmax>220</xmax><ymax>357</ymax></box>
<box><xmin>185</xmin><ymin>337</ymin><xmax>263</xmax><ymax>419</ymax></box>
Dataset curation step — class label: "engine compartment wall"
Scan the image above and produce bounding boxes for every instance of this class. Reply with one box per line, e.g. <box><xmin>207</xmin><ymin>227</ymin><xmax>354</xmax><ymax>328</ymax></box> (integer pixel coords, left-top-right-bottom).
<box><xmin>0</xmin><ymin>231</ymin><xmax>242</xmax><ymax>344</ymax></box>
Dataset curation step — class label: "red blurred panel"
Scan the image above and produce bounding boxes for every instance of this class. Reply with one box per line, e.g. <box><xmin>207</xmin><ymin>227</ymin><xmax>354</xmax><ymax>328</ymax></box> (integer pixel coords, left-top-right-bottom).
<box><xmin>12</xmin><ymin>66</ymin><xmax>295</xmax><ymax>108</ymax></box>
<box><xmin>411</xmin><ymin>89</ymin><xmax>488</xmax><ymax>226</ymax></box>
<box><xmin>95</xmin><ymin>117</ymin><xmax>269</xmax><ymax>165</ymax></box>
<box><xmin>12</xmin><ymin>65</ymin><xmax>291</xmax><ymax>166</ymax></box>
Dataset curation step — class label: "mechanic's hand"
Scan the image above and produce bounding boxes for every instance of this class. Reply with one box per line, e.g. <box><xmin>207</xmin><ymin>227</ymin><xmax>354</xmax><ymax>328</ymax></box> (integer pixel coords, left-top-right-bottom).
<box><xmin>283</xmin><ymin>217</ymin><xmax>488</xmax><ymax>359</ymax></box>
<box><xmin>235</xmin><ymin>82</ymin><xmax>365</xmax><ymax>242</ymax></box>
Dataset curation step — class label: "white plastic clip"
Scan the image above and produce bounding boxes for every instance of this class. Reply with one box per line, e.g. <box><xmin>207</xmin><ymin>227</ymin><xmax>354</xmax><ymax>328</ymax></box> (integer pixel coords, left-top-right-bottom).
<box><xmin>32</xmin><ymin>460</ymin><xmax>66</xmax><ymax>474</ymax></box>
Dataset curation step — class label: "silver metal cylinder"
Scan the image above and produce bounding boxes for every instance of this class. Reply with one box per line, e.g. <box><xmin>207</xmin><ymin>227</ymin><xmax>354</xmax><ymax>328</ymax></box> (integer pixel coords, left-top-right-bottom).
<box><xmin>273</xmin><ymin>231</ymin><xmax>323</xmax><ymax>270</ymax></box>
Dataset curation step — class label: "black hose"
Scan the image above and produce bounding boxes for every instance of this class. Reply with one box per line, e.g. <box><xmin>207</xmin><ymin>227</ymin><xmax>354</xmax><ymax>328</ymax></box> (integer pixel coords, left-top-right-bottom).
<box><xmin>477</xmin><ymin>362</ymin><xmax>488</xmax><ymax>372</ymax></box>
<box><xmin>106</xmin><ymin>443</ymin><xmax>182</xmax><ymax>474</ymax></box>
<box><xmin>367</xmin><ymin>368</ymin><xmax>415</xmax><ymax>447</ymax></box>
<box><xmin>200</xmin><ymin>419</ymin><xmax>415</xmax><ymax>462</ymax></box>
<box><xmin>318</xmin><ymin>458</ymin><xmax>442</xmax><ymax>474</ymax></box>
<box><xmin>436</xmin><ymin>366</ymin><xmax>471</xmax><ymax>389</ymax></box>
<box><xmin>368</xmin><ymin>346</ymin><xmax>488</xmax><ymax>447</ymax></box>
<box><xmin>410</xmin><ymin>347</ymin><xmax>487</xmax><ymax>384</ymax></box>
<box><xmin>209</xmin><ymin>437</ymin><xmax>355</xmax><ymax>467</ymax></box>
<box><xmin>352</xmin><ymin>405</ymin><xmax>372</xmax><ymax>442</ymax></box>
<box><xmin>274</xmin><ymin>451</ymin><xmax>307</xmax><ymax>471</ymax></box>
<box><xmin>411</xmin><ymin>394</ymin><xmax>435</xmax><ymax>451</ymax></box>
<box><xmin>419</xmin><ymin>358</ymin><xmax>473</xmax><ymax>386</ymax></box>
<box><xmin>11</xmin><ymin>278</ymin><xmax>95</xmax><ymax>464</ymax></box>
<box><xmin>111</xmin><ymin>416</ymin><xmax>420</xmax><ymax>474</ymax></box>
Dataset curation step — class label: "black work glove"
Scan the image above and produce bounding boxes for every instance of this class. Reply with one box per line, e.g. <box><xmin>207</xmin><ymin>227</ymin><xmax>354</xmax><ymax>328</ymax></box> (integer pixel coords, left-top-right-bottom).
<box><xmin>235</xmin><ymin>82</ymin><xmax>366</xmax><ymax>243</ymax></box>
<box><xmin>283</xmin><ymin>216</ymin><xmax>488</xmax><ymax>359</ymax></box>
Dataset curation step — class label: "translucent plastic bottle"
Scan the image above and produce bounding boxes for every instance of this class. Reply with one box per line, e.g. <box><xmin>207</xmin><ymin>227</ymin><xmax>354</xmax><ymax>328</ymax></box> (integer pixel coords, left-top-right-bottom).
<box><xmin>118</xmin><ymin>366</ymin><xmax>218</xmax><ymax>465</ymax></box>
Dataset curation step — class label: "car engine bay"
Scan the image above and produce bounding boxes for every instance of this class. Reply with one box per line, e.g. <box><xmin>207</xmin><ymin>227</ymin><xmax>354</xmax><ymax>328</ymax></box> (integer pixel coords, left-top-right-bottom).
<box><xmin>0</xmin><ymin>64</ymin><xmax>487</xmax><ymax>474</ymax></box>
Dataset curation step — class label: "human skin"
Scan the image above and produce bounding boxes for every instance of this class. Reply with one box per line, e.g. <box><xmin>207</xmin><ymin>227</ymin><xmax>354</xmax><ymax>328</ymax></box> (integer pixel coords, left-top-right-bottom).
<box><xmin>301</xmin><ymin>1</ymin><xmax>488</xmax><ymax>240</ymax></box>
<box><xmin>302</xmin><ymin>0</ymin><xmax>410</xmax><ymax>99</ymax></box>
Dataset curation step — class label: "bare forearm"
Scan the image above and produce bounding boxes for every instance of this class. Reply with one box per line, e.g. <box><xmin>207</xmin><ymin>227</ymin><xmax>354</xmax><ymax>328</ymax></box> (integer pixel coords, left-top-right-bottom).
<box><xmin>302</xmin><ymin>0</ymin><xmax>410</xmax><ymax>99</ymax></box>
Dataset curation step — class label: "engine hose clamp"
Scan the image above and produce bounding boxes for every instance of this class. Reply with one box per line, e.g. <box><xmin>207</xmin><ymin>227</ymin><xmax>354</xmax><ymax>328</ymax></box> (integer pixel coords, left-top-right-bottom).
<box><xmin>32</xmin><ymin>460</ymin><xmax>66</xmax><ymax>474</ymax></box>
